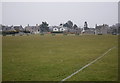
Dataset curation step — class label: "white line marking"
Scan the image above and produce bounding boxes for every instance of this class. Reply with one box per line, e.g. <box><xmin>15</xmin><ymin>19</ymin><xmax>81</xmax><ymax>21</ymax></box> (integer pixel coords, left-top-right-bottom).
<box><xmin>59</xmin><ymin>46</ymin><xmax>116</xmax><ymax>82</ymax></box>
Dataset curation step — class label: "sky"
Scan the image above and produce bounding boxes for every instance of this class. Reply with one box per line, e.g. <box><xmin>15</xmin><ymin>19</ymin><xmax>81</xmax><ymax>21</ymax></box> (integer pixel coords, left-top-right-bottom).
<box><xmin>118</xmin><ymin>1</ymin><xmax>120</xmax><ymax>23</ymax></box>
<box><xmin>0</xmin><ymin>2</ymin><xmax>2</xmax><ymax>24</ymax></box>
<box><xmin>1</xmin><ymin>2</ymin><xmax>118</xmax><ymax>28</ymax></box>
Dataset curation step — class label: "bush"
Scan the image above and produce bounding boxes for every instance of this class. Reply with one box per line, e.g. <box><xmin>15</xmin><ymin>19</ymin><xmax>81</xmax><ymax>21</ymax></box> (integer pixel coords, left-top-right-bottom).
<box><xmin>98</xmin><ymin>34</ymin><xmax>102</xmax><ymax>35</ymax></box>
<box><xmin>12</xmin><ymin>34</ymin><xmax>15</xmax><ymax>36</ymax></box>
<box><xmin>20</xmin><ymin>34</ymin><xmax>23</xmax><ymax>36</ymax></box>
<box><xmin>2</xmin><ymin>31</ymin><xmax>19</xmax><ymax>35</ymax></box>
<box><xmin>26</xmin><ymin>34</ymin><xmax>29</xmax><ymax>36</ymax></box>
<box><xmin>23</xmin><ymin>31</ymin><xmax>30</xmax><ymax>33</ymax></box>
<box><xmin>40</xmin><ymin>33</ymin><xmax>44</xmax><ymax>36</ymax></box>
<box><xmin>52</xmin><ymin>33</ymin><xmax>55</xmax><ymax>36</ymax></box>
<box><xmin>63</xmin><ymin>33</ymin><xmax>67</xmax><ymax>36</ymax></box>
<box><xmin>3</xmin><ymin>34</ymin><xmax>6</xmax><ymax>36</ymax></box>
<box><xmin>75</xmin><ymin>33</ymin><xmax>80</xmax><ymax>36</ymax></box>
<box><xmin>0</xmin><ymin>31</ymin><xmax>2</xmax><ymax>35</ymax></box>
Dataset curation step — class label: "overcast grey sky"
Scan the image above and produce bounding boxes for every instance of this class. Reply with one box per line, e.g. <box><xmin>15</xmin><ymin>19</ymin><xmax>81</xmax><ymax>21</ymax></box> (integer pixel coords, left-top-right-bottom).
<box><xmin>2</xmin><ymin>2</ymin><xmax>118</xmax><ymax>28</ymax></box>
<box><xmin>0</xmin><ymin>3</ymin><xmax>2</xmax><ymax>24</ymax></box>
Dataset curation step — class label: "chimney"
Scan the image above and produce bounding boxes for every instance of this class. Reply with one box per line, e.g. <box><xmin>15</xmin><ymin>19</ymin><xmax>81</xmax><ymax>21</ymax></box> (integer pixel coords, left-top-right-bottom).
<box><xmin>103</xmin><ymin>24</ymin><xmax>104</xmax><ymax>26</ymax></box>
<box><xmin>95</xmin><ymin>24</ymin><xmax>97</xmax><ymax>28</ymax></box>
<box><xmin>36</xmin><ymin>24</ymin><xmax>38</xmax><ymax>27</ymax></box>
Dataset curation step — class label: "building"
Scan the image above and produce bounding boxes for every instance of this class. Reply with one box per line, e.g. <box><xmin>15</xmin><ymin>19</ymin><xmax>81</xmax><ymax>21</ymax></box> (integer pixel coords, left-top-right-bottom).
<box><xmin>25</xmin><ymin>24</ymin><xmax>40</xmax><ymax>34</ymax></box>
<box><xmin>51</xmin><ymin>26</ymin><xmax>68</xmax><ymax>33</ymax></box>
<box><xmin>81</xmin><ymin>28</ymin><xmax>95</xmax><ymax>35</ymax></box>
<box><xmin>95</xmin><ymin>24</ymin><xmax>108</xmax><ymax>35</ymax></box>
<box><xmin>2</xmin><ymin>25</ymin><xmax>16</xmax><ymax>32</ymax></box>
<box><xmin>81</xmin><ymin>21</ymin><xmax>95</xmax><ymax>35</ymax></box>
<box><xmin>84</xmin><ymin>21</ymin><xmax>89</xmax><ymax>30</ymax></box>
<box><xmin>13</xmin><ymin>25</ymin><xmax>24</xmax><ymax>32</ymax></box>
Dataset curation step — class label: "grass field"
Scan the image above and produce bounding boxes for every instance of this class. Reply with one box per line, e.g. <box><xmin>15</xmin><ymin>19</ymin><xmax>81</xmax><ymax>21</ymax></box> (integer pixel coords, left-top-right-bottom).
<box><xmin>0</xmin><ymin>36</ymin><xmax>2</xmax><ymax>82</ymax></box>
<box><xmin>2</xmin><ymin>34</ymin><xmax>118</xmax><ymax>81</ymax></box>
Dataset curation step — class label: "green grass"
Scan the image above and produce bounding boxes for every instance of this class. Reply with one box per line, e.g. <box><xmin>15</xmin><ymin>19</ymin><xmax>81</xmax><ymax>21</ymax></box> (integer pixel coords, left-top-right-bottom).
<box><xmin>2</xmin><ymin>34</ymin><xmax>118</xmax><ymax>81</ymax></box>
<box><xmin>67</xmin><ymin>47</ymin><xmax>118</xmax><ymax>81</ymax></box>
<box><xmin>0</xmin><ymin>36</ymin><xmax>2</xmax><ymax>82</ymax></box>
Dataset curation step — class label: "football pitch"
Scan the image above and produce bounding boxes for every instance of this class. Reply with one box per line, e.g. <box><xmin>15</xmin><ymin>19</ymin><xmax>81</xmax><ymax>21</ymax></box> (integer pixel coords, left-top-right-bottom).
<box><xmin>2</xmin><ymin>34</ymin><xmax>118</xmax><ymax>81</ymax></box>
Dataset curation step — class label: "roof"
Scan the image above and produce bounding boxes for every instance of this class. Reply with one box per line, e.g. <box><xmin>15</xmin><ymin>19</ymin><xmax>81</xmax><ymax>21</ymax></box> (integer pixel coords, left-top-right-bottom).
<box><xmin>14</xmin><ymin>26</ymin><xmax>24</xmax><ymax>31</ymax></box>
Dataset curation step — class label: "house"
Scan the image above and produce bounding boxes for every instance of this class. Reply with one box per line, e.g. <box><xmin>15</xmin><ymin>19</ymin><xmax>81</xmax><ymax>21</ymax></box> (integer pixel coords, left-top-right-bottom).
<box><xmin>51</xmin><ymin>26</ymin><xmax>68</xmax><ymax>33</ymax></box>
<box><xmin>25</xmin><ymin>24</ymin><xmax>40</xmax><ymax>34</ymax></box>
<box><xmin>95</xmin><ymin>24</ymin><xmax>108</xmax><ymax>35</ymax></box>
<box><xmin>82</xmin><ymin>28</ymin><xmax>95</xmax><ymax>35</ymax></box>
<box><xmin>68</xmin><ymin>29</ymin><xmax>76</xmax><ymax>34</ymax></box>
<box><xmin>1</xmin><ymin>25</ymin><xmax>19</xmax><ymax>35</ymax></box>
<box><xmin>2</xmin><ymin>25</ymin><xmax>9</xmax><ymax>31</ymax></box>
<box><xmin>81</xmin><ymin>21</ymin><xmax>95</xmax><ymax>35</ymax></box>
<box><xmin>13</xmin><ymin>25</ymin><xmax>24</xmax><ymax>32</ymax></box>
<box><xmin>53</xmin><ymin>27</ymin><xmax>59</xmax><ymax>32</ymax></box>
<box><xmin>81</xmin><ymin>28</ymin><xmax>95</xmax><ymax>35</ymax></box>
<box><xmin>108</xmin><ymin>23</ymin><xmax>120</xmax><ymax>35</ymax></box>
<box><xmin>2</xmin><ymin>25</ymin><xmax>16</xmax><ymax>32</ymax></box>
<box><xmin>76</xmin><ymin>28</ymin><xmax>82</xmax><ymax>34</ymax></box>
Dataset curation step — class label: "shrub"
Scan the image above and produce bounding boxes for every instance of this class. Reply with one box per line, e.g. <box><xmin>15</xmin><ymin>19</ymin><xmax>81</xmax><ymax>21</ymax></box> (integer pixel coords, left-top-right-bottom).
<box><xmin>75</xmin><ymin>33</ymin><xmax>80</xmax><ymax>36</ymax></box>
<box><xmin>63</xmin><ymin>33</ymin><xmax>67</xmax><ymax>36</ymax></box>
<box><xmin>52</xmin><ymin>33</ymin><xmax>55</xmax><ymax>36</ymax></box>
<box><xmin>40</xmin><ymin>33</ymin><xmax>44</xmax><ymax>36</ymax></box>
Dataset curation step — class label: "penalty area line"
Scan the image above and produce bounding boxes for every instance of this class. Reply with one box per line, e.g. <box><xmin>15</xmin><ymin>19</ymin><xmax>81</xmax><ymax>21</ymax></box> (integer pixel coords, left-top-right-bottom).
<box><xmin>59</xmin><ymin>46</ymin><xmax>116</xmax><ymax>83</ymax></box>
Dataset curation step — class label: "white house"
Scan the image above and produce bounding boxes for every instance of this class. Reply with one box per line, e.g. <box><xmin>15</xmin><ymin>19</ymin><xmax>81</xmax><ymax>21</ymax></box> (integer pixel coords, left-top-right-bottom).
<box><xmin>53</xmin><ymin>27</ymin><xmax>59</xmax><ymax>32</ymax></box>
<box><xmin>60</xmin><ymin>27</ymin><xmax>65</xmax><ymax>31</ymax></box>
<box><xmin>81</xmin><ymin>28</ymin><xmax>95</xmax><ymax>35</ymax></box>
<box><xmin>52</xmin><ymin>26</ymin><xmax>67</xmax><ymax>33</ymax></box>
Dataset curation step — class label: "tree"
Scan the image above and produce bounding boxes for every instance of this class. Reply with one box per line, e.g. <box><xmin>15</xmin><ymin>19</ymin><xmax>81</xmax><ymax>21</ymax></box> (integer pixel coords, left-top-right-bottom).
<box><xmin>63</xmin><ymin>20</ymin><xmax>73</xmax><ymax>29</ymax></box>
<box><xmin>40</xmin><ymin>22</ymin><xmax>49</xmax><ymax>32</ymax></box>
<box><xmin>84</xmin><ymin>21</ymin><xmax>88</xmax><ymax>30</ymax></box>
<box><xmin>63</xmin><ymin>23</ymin><xmax>68</xmax><ymax>27</ymax></box>
<box><xmin>73</xmin><ymin>24</ymin><xmax>78</xmax><ymax>29</ymax></box>
<box><xmin>67</xmin><ymin>20</ymin><xmax>73</xmax><ymax>28</ymax></box>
